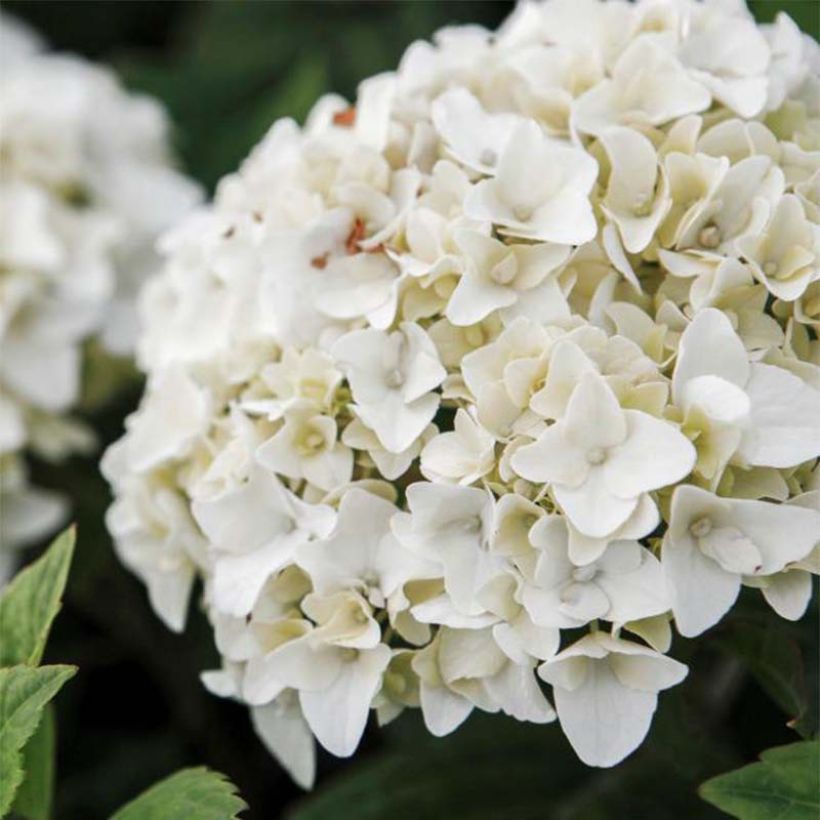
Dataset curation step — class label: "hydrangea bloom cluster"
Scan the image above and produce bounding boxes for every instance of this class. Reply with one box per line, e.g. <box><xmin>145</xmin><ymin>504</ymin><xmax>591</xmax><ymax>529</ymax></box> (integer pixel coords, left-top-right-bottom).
<box><xmin>0</xmin><ymin>14</ymin><xmax>200</xmax><ymax>562</ymax></box>
<box><xmin>103</xmin><ymin>0</ymin><xmax>820</xmax><ymax>786</ymax></box>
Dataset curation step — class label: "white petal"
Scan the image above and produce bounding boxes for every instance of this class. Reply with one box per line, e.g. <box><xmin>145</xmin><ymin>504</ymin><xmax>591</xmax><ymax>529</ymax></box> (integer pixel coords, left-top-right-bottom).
<box><xmin>212</xmin><ymin>532</ymin><xmax>304</xmax><ymax>617</ymax></box>
<box><xmin>740</xmin><ymin>363</ymin><xmax>820</xmax><ymax>468</ymax></box>
<box><xmin>600</xmin><ymin>127</ymin><xmax>658</xmax><ymax>212</ymax></box>
<box><xmin>419</xmin><ymin>680</ymin><xmax>474</xmax><ymax>737</ymax></box>
<box><xmin>564</xmin><ymin>372</ymin><xmax>628</xmax><ymax>450</ymax></box>
<box><xmin>296</xmin><ymin>488</ymin><xmax>397</xmax><ymax>595</ymax></box>
<box><xmin>554</xmin><ymin>470</ymin><xmax>639</xmax><ymax>539</ymax></box>
<box><xmin>357</xmin><ymin>392</ymin><xmax>440</xmax><ymax>454</ymax></box>
<box><xmin>192</xmin><ymin>466</ymin><xmax>291</xmax><ymax>553</ymax></box>
<box><xmin>681</xmin><ymin>374</ymin><xmax>751</xmax><ymax>423</ymax></box>
<box><xmin>530</xmin><ymin>340</ymin><xmax>597</xmax><ymax>421</ymax></box>
<box><xmin>300</xmin><ymin>644</ymin><xmax>391</xmax><ymax>757</ymax></box>
<box><xmin>355</xmin><ymin>73</ymin><xmax>395</xmax><ymax>151</ymax></box>
<box><xmin>598</xmin><ymin>549</ymin><xmax>671</xmax><ymax>624</ymax></box>
<box><xmin>559</xmin><ymin>582</ymin><xmax>611</xmax><ymax>625</ymax></box>
<box><xmin>431</xmin><ymin>87</ymin><xmax>521</xmax><ymax>173</ymax></box>
<box><xmin>201</xmin><ymin>670</ymin><xmax>238</xmax><ymax>699</ymax></box>
<box><xmin>729</xmin><ymin>497</ymin><xmax>820</xmax><ymax>573</ymax></box>
<box><xmin>605</xmin><ymin>411</ymin><xmax>695</xmax><ymax>498</ymax></box>
<box><xmin>443</xmin><ymin>544</ymin><xmax>500</xmax><ymax>616</ymax></box>
<box><xmin>126</xmin><ymin>367</ymin><xmax>210</xmax><ymax>472</ymax></box>
<box><xmin>510</xmin><ymin>425</ymin><xmax>588</xmax><ymax>487</ymax></box>
<box><xmin>400</xmin><ymin>322</ymin><xmax>447</xmax><ymax>402</ymax></box>
<box><xmin>146</xmin><ymin>564</ymin><xmax>195</xmax><ymax>634</ymax></box>
<box><xmin>252</xmin><ymin>636</ymin><xmax>341</xmax><ymax>693</ymax></box>
<box><xmin>662</xmin><ymin>530</ymin><xmax>740</xmax><ymax>638</ymax></box>
<box><xmin>484</xmin><ymin>662</ymin><xmax>556</xmax><ymax>724</ymax></box>
<box><xmin>251</xmin><ymin>699</ymin><xmax>316</xmax><ymax>790</ymax></box>
<box><xmin>303</xmin><ymin>444</ymin><xmax>354</xmax><ymax>492</ymax></box>
<box><xmin>553</xmin><ymin>662</ymin><xmax>659</xmax><ymax>767</ymax></box>
<box><xmin>567</xmin><ymin>494</ymin><xmax>659</xmax><ymax>566</ymax></box>
<box><xmin>314</xmin><ymin>254</ymin><xmax>399</xmax><ymax>321</ymax></box>
<box><xmin>538</xmin><ymin>654</ymin><xmax>590</xmax><ymax>693</ymax></box>
<box><xmin>330</xmin><ymin>328</ymin><xmax>389</xmax><ymax>401</ymax></box>
<box><xmin>608</xmin><ymin>651</ymin><xmax>688</xmax><ymax>693</ymax></box>
<box><xmin>673</xmin><ymin>308</ymin><xmax>750</xmax><ymax>404</ymax></box>
<box><xmin>515</xmin><ymin>188</ymin><xmax>598</xmax><ymax>246</ymax></box>
<box><xmin>446</xmin><ymin>271</ymin><xmax>517</xmax><ymax>326</ymax></box>
<box><xmin>438</xmin><ymin>628</ymin><xmax>506</xmax><ymax>683</ymax></box>
<box><xmin>420</xmin><ymin>410</ymin><xmax>494</xmax><ymax>485</ymax></box>
<box><xmin>493</xmin><ymin>618</ymin><xmax>559</xmax><ymax>664</ymax></box>
<box><xmin>500</xmin><ymin>276</ymin><xmax>571</xmax><ymax>325</ymax></box>
<box><xmin>761</xmin><ymin>571</ymin><xmax>813</xmax><ymax>621</ymax></box>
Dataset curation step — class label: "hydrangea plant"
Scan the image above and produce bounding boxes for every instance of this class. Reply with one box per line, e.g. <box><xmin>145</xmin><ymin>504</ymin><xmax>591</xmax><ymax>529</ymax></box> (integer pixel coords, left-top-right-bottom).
<box><xmin>0</xmin><ymin>13</ymin><xmax>200</xmax><ymax>571</ymax></box>
<box><xmin>103</xmin><ymin>0</ymin><xmax>820</xmax><ymax>788</ymax></box>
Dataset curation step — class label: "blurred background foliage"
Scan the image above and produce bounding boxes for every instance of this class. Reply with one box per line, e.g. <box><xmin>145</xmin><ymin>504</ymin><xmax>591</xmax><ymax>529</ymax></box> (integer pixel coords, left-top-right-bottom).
<box><xmin>2</xmin><ymin>2</ymin><xmax>818</xmax><ymax>818</ymax></box>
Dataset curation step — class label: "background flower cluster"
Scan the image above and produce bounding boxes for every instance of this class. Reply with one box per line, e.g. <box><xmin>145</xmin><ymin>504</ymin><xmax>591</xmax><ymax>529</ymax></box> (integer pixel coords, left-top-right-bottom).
<box><xmin>0</xmin><ymin>13</ymin><xmax>200</xmax><ymax>577</ymax></box>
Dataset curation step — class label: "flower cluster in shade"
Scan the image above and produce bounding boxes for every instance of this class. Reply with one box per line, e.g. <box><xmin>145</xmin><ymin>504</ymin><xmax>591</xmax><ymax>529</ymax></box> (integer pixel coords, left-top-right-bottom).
<box><xmin>0</xmin><ymin>14</ymin><xmax>201</xmax><ymax>561</ymax></box>
<box><xmin>102</xmin><ymin>0</ymin><xmax>820</xmax><ymax>788</ymax></box>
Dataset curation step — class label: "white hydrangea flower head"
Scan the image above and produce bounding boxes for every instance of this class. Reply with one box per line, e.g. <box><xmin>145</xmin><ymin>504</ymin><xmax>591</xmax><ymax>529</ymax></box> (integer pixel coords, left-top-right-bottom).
<box><xmin>0</xmin><ymin>12</ymin><xmax>201</xmax><ymax>566</ymax></box>
<box><xmin>104</xmin><ymin>0</ymin><xmax>820</xmax><ymax>784</ymax></box>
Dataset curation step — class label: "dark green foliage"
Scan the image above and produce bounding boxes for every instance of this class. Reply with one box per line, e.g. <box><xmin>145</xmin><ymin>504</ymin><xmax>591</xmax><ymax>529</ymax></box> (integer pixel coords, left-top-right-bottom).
<box><xmin>111</xmin><ymin>767</ymin><xmax>247</xmax><ymax>820</ymax></box>
<box><xmin>700</xmin><ymin>740</ymin><xmax>820</xmax><ymax>819</ymax></box>
<box><xmin>0</xmin><ymin>666</ymin><xmax>76</xmax><ymax>816</ymax></box>
<box><xmin>0</xmin><ymin>528</ymin><xmax>75</xmax><ymax>667</ymax></box>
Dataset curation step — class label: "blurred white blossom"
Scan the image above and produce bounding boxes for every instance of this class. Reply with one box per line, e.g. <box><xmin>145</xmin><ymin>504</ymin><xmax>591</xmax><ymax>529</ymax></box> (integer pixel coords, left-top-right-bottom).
<box><xmin>0</xmin><ymin>13</ymin><xmax>200</xmax><ymax>568</ymax></box>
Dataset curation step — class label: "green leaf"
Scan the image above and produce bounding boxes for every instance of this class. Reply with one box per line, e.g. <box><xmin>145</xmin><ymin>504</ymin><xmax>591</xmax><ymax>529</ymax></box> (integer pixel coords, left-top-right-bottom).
<box><xmin>11</xmin><ymin>704</ymin><xmax>56</xmax><ymax>820</ymax></box>
<box><xmin>0</xmin><ymin>527</ymin><xmax>76</xmax><ymax>667</ymax></box>
<box><xmin>0</xmin><ymin>665</ymin><xmax>76</xmax><ymax>817</ymax></box>
<box><xmin>700</xmin><ymin>740</ymin><xmax>820</xmax><ymax>819</ymax></box>
<box><xmin>110</xmin><ymin>767</ymin><xmax>247</xmax><ymax>820</ymax></box>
